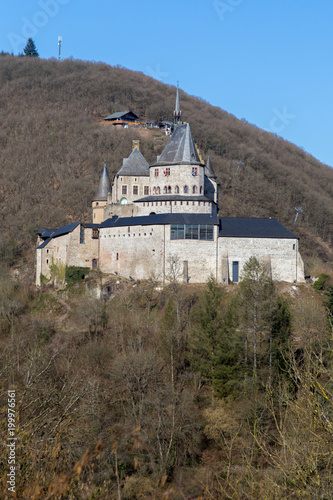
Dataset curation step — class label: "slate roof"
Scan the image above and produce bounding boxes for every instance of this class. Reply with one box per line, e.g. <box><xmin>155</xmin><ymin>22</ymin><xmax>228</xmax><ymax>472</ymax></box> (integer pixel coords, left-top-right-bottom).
<box><xmin>152</xmin><ymin>123</ymin><xmax>202</xmax><ymax>166</ymax></box>
<box><xmin>175</xmin><ymin>87</ymin><xmax>181</xmax><ymax>114</ymax></box>
<box><xmin>37</xmin><ymin>222</ymin><xmax>80</xmax><ymax>248</ymax></box>
<box><xmin>101</xmin><ymin>213</ymin><xmax>219</xmax><ymax>229</ymax></box>
<box><xmin>37</xmin><ymin>222</ymin><xmax>100</xmax><ymax>249</ymax></box>
<box><xmin>206</xmin><ymin>155</ymin><xmax>217</xmax><ymax>179</ymax></box>
<box><xmin>219</xmin><ymin>218</ymin><xmax>299</xmax><ymax>239</ymax></box>
<box><xmin>94</xmin><ymin>162</ymin><xmax>112</xmax><ymax>200</ymax></box>
<box><xmin>104</xmin><ymin>111</ymin><xmax>139</xmax><ymax>121</ymax></box>
<box><xmin>116</xmin><ymin>147</ymin><xmax>150</xmax><ymax>177</ymax></box>
<box><xmin>134</xmin><ymin>195</ymin><xmax>214</xmax><ymax>203</ymax></box>
<box><xmin>37</xmin><ymin>228</ymin><xmax>57</xmax><ymax>239</ymax></box>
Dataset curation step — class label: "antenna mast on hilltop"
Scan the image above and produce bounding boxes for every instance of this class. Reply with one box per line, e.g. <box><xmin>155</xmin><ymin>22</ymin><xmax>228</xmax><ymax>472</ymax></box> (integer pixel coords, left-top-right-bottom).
<box><xmin>58</xmin><ymin>36</ymin><xmax>62</xmax><ymax>61</ymax></box>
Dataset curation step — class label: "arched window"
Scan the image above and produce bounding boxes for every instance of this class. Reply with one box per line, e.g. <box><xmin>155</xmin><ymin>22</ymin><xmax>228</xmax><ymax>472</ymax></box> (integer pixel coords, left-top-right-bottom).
<box><xmin>153</xmin><ymin>187</ymin><xmax>156</xmax><ymax>195</ymax></box>
<box><xmin>192</xmin><ymin>185</ymin><xmax>198</xmax><ymax>194</ymax></box>
<box><xmin>168</xmin><ymin>186</ymin><xmax>171</xmax><ymax>194</ymax></box>
<box><xmin>200</xmin><ymin>186</ymin><xmax>203</xmax><ymax>194</ymax></box>
<box><xmin>184</xmin><ymin>185</ymin><xmax>188</xmax><ymax>194</ymax></box>
<box><xmin>175</xmin><ymin>185</ymin><xmax>179</xmax><ymax>194</ymax></box>
<box><xmin>156</xmin><ymin>186</ymin><xmax>160</xmax><ymax>194</ymax></box>
<box><xmin>163</xmin><ymin>186</ymin><xmax>167</xmax><ymax>194</ymax></box>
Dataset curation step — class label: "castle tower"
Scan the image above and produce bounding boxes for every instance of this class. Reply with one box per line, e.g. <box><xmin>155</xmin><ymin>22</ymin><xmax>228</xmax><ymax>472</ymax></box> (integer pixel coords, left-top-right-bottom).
<box><xmin>92</xmin><ymin>161</ymin><xmax>112</xmax><ymax>223</ymax></box>
<box><xmin>174</xmin><ymin>85</ymin><xmax>182</xmax><ymax>125</ymax></box>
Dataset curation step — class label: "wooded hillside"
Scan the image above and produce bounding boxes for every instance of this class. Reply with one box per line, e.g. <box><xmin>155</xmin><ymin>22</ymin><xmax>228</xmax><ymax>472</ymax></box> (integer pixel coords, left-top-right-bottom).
<box><xmin>1</xmin><ymin>55</ymin><xmax>333</xmax><ymax>498</ymax></box>
<box><xmin>0</xmin><ymin>55</ymin><xmax>332</xmax><ymax>271</ymax></box>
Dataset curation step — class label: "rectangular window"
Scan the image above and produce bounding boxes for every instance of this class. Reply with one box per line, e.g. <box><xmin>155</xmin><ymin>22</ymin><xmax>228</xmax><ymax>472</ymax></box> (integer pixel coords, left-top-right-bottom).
<box><xmin>171</xmin><ymin>224</ymin><xmax>214</xmax><ymax>240</ymax></box>
<box><xmin>144</xmin><ymin>186</ymin><xmax>149</xmax><ymax>195</ymax></box>
<box><xmin>165</xmin><ymin>167</ymin><xmax>170</xmax><ymax>176</ymax></box>
<box><xmin>170</xmin><ymin>224</ymin><xmax>184</xmax><ymax>240</ymax></box>
<box><xmin>232</xmin><ymin>261</ymin><xmax>239</xmax><ymax>283</ymax></box>
<box><xmin>154</xmin><ymin>168</ymin><xmax>159</xmax><ymax>177</ymax></box>
<box><xmin>122</xmin><ymin>185</ymin><xmax>127</xmax><ymax>195</ymax></box>
<box><xmin>92</xmin><ymin>229</ymin><xmax>99</xmax><ymax>239</ymax></box>
<box><xmin>133</xmin><ymin>185</ymin><xmax>138</xmax><ymax>195</ymax></box>
<box><xmin>80</xmin><ymin>225</ymin><xmax>85</xmax><ymax>244</ymax></box>
<box><xmin>192</xmin><ymin>167</ymin><xmax>198</xmax><ymax>176</ymax></box>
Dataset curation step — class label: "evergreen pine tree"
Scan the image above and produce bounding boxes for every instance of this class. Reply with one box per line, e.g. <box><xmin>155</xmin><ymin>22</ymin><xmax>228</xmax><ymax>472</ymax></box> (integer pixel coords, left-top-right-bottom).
<box><xmin>189</xmin><ymin>278</ymin><xmax>242</xmax><ymax>397</ymax></box>
<box><xmin>23</xmin><ymin>38</ymin><xmax>39</xmax><ymax>57</ymax></box>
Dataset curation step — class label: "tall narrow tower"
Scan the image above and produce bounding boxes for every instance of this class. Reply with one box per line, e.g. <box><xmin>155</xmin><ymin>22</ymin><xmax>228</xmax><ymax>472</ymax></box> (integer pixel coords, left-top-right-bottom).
<box><xmin>92</xmin><ymin>161</ymin><xmax>112</xmax><ymax>223</ymax></box>
<box><xmin>174</xmin><ymin>85</ymin><xmax>182</xmax><ymax>125</ymax></box>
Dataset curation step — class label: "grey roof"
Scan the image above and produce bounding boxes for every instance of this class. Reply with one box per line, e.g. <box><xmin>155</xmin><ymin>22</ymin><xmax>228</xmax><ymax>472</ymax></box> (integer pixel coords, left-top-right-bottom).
<box><xmin>94</xmin><ymin>162</ymin><xmax>112</xmax><ymax>200</ymax></box>
<box><xmin>175</xmin><ymin>87</ymin><xmax>181</xmax><ymax>114</ymax></box>
<box><xmin>116</xmin><ymin>147</ymin><xmax>150</xmax><ymax>177</ymax></box>
<box><xmin>152</xmin><ymin>123</ymin><xmax>202</xmax><ymax>166</ymax></box>
<box><xmin>206</xmin><ymin>155</ymin><xmax>217</xmax><ymax>179</ymax></box>
<box><xmin>37</xmin><ymin>222</ymin><xmax>80</xmax><ymax>249</ymax></box>
<box><xmin>104</xmin><ymin>110</ymin><xmax>139</xmax><ymax>121</ymax></box>
<box><xmin>219</xmin><ymin>218</ymin><xmax>299</xmax><ymax>239</ymax></box>
<box><xmin>101</xmin><ymin>213</ymin><xmax>219</xmax><ymax>229</ymax></box>
<box><xmin>38</xmin><ymin>228</ymin><xmax>57</xmax><ymax>239</ymax></box>
<box><xmin>37</xmin><ymin>222</ymin><xmax>101</xmax><ymax>249</ymax></box>
<box><xmin>134</xmin><ymin>195</ymin><xmax>214</xmax><ymax>203</ymax></box>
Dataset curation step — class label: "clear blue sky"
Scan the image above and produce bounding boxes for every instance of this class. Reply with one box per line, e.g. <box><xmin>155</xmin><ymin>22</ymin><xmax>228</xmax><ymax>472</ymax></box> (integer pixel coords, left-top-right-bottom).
<box><xmin>1</xmin><ymin>0</ymin><xmax>333</xmax><ymax>167</ymax></box>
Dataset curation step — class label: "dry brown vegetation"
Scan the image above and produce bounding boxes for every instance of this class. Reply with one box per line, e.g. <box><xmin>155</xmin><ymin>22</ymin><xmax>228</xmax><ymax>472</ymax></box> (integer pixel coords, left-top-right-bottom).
<box><xmin>0</xmin><ymin>55</ymin><xmax>332</xmax><ymax>272</ymax></box>
<box><xmin>0</xmin><ymin>269</ymin><xmax>333</xmax><ymax>498</ymax></box>
<box><xmin>0</xmin><ymin>55</ymin><xmax>333</xmax><ymax>498</ymax></box>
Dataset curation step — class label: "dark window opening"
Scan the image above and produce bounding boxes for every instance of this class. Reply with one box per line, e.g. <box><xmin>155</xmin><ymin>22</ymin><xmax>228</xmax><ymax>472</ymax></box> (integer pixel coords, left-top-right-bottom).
<box><xmin>80</xmin><ymin>225</ymin><xmax>85</xmax><ymax>244</ymax></box>
<box><xmin>171</xmin><ymin>224</ymin><xmax>214</xmax><ymax>241</ymax></box>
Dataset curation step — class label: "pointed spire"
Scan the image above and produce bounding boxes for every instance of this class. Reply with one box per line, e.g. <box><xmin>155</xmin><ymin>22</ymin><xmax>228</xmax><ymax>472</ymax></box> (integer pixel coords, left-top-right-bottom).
<box><xmin>116</xmin><ymin>147</ymin><xmax>149</xmax><ymax>177</ymax></box>
<box><xmin>174</xmin><ymin>84</ymin><xmax>181</xmax><ymax>125</ymax></box>
<box><xmin>153</xmin><ymin>123</ymin><xmax>202</xmax><ymax>166</ymax></box>
<box><xmin>94</xmin><ymin>161</ymin><xmax>112</xmax><ymax>200</ymax></box>
<box><xmin>206</xmin><ymin>154</ymin><xmax>217</xmax><ymax>178</ymax></box>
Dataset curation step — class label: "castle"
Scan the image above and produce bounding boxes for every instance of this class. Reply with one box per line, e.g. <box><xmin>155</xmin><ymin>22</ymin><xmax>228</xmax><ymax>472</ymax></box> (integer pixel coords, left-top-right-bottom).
<box><xmin>36</xmin><ymin>91</ymin><xmax>305</xmax><ymax>286</ymax></box>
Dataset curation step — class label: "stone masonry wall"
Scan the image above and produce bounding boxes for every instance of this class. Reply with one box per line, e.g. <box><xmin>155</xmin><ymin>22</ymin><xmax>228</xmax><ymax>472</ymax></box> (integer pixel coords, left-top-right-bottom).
<box><xmin>218</xmin><ymin>237</ymin><xmax>305</xmax><ymax>283</ymax></box>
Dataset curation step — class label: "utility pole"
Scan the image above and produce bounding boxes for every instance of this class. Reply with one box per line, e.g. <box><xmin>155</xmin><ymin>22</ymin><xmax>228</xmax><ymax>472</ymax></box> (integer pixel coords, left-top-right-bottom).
<box><xmin>58</xmin><ymin>36</ymin><xmax>62</xmax><ymax>61</ymax></box>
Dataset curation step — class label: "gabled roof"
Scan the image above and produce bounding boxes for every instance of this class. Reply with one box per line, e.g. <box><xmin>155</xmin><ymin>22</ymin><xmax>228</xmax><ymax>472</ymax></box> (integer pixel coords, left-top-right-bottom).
<box><xmin>94</xmin><ymin>162</ymin><xmax>112</xmax><ymax>200</ymax></box>
<box><xmin>37</xmin><ymin>228</ymin><xmax>57</xmax><ymax>239</ymax></box>
<box><xmin>101</xmin><ymin>213</ymin><xmax>219</xmax><ymax>228</ymax></box>
<box><xmin>37</xmin><ymin>222</ymin><xmax>80</xmax><ymax>249</ymax></box>
<box><xmin>37</xmin><ymin>222</ymin><xmax>101</xmax><ymax>249</ymax></box>
<box><xmin>116</xmin><ymin>147</ymin><xmax>150</xmax><ymax>177</ymax></box>
<box><xmin>152</xmin><ymin>123</ymin><xmax>202</xmax><ymax>166</ymax></box>
<box><xmin>219</xmin><ymin>218</ymin><xmax>299</xmax><ymax>239</ymax></box>
<box><xmin>206</xmin><ymin>155</ymin><xmax>217</xmax><ymax>179</ymax></box>
<box><xmin>104</xmin><ymin>111</ymin><xmax>139</xmax><ymax>121</ymax></box>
